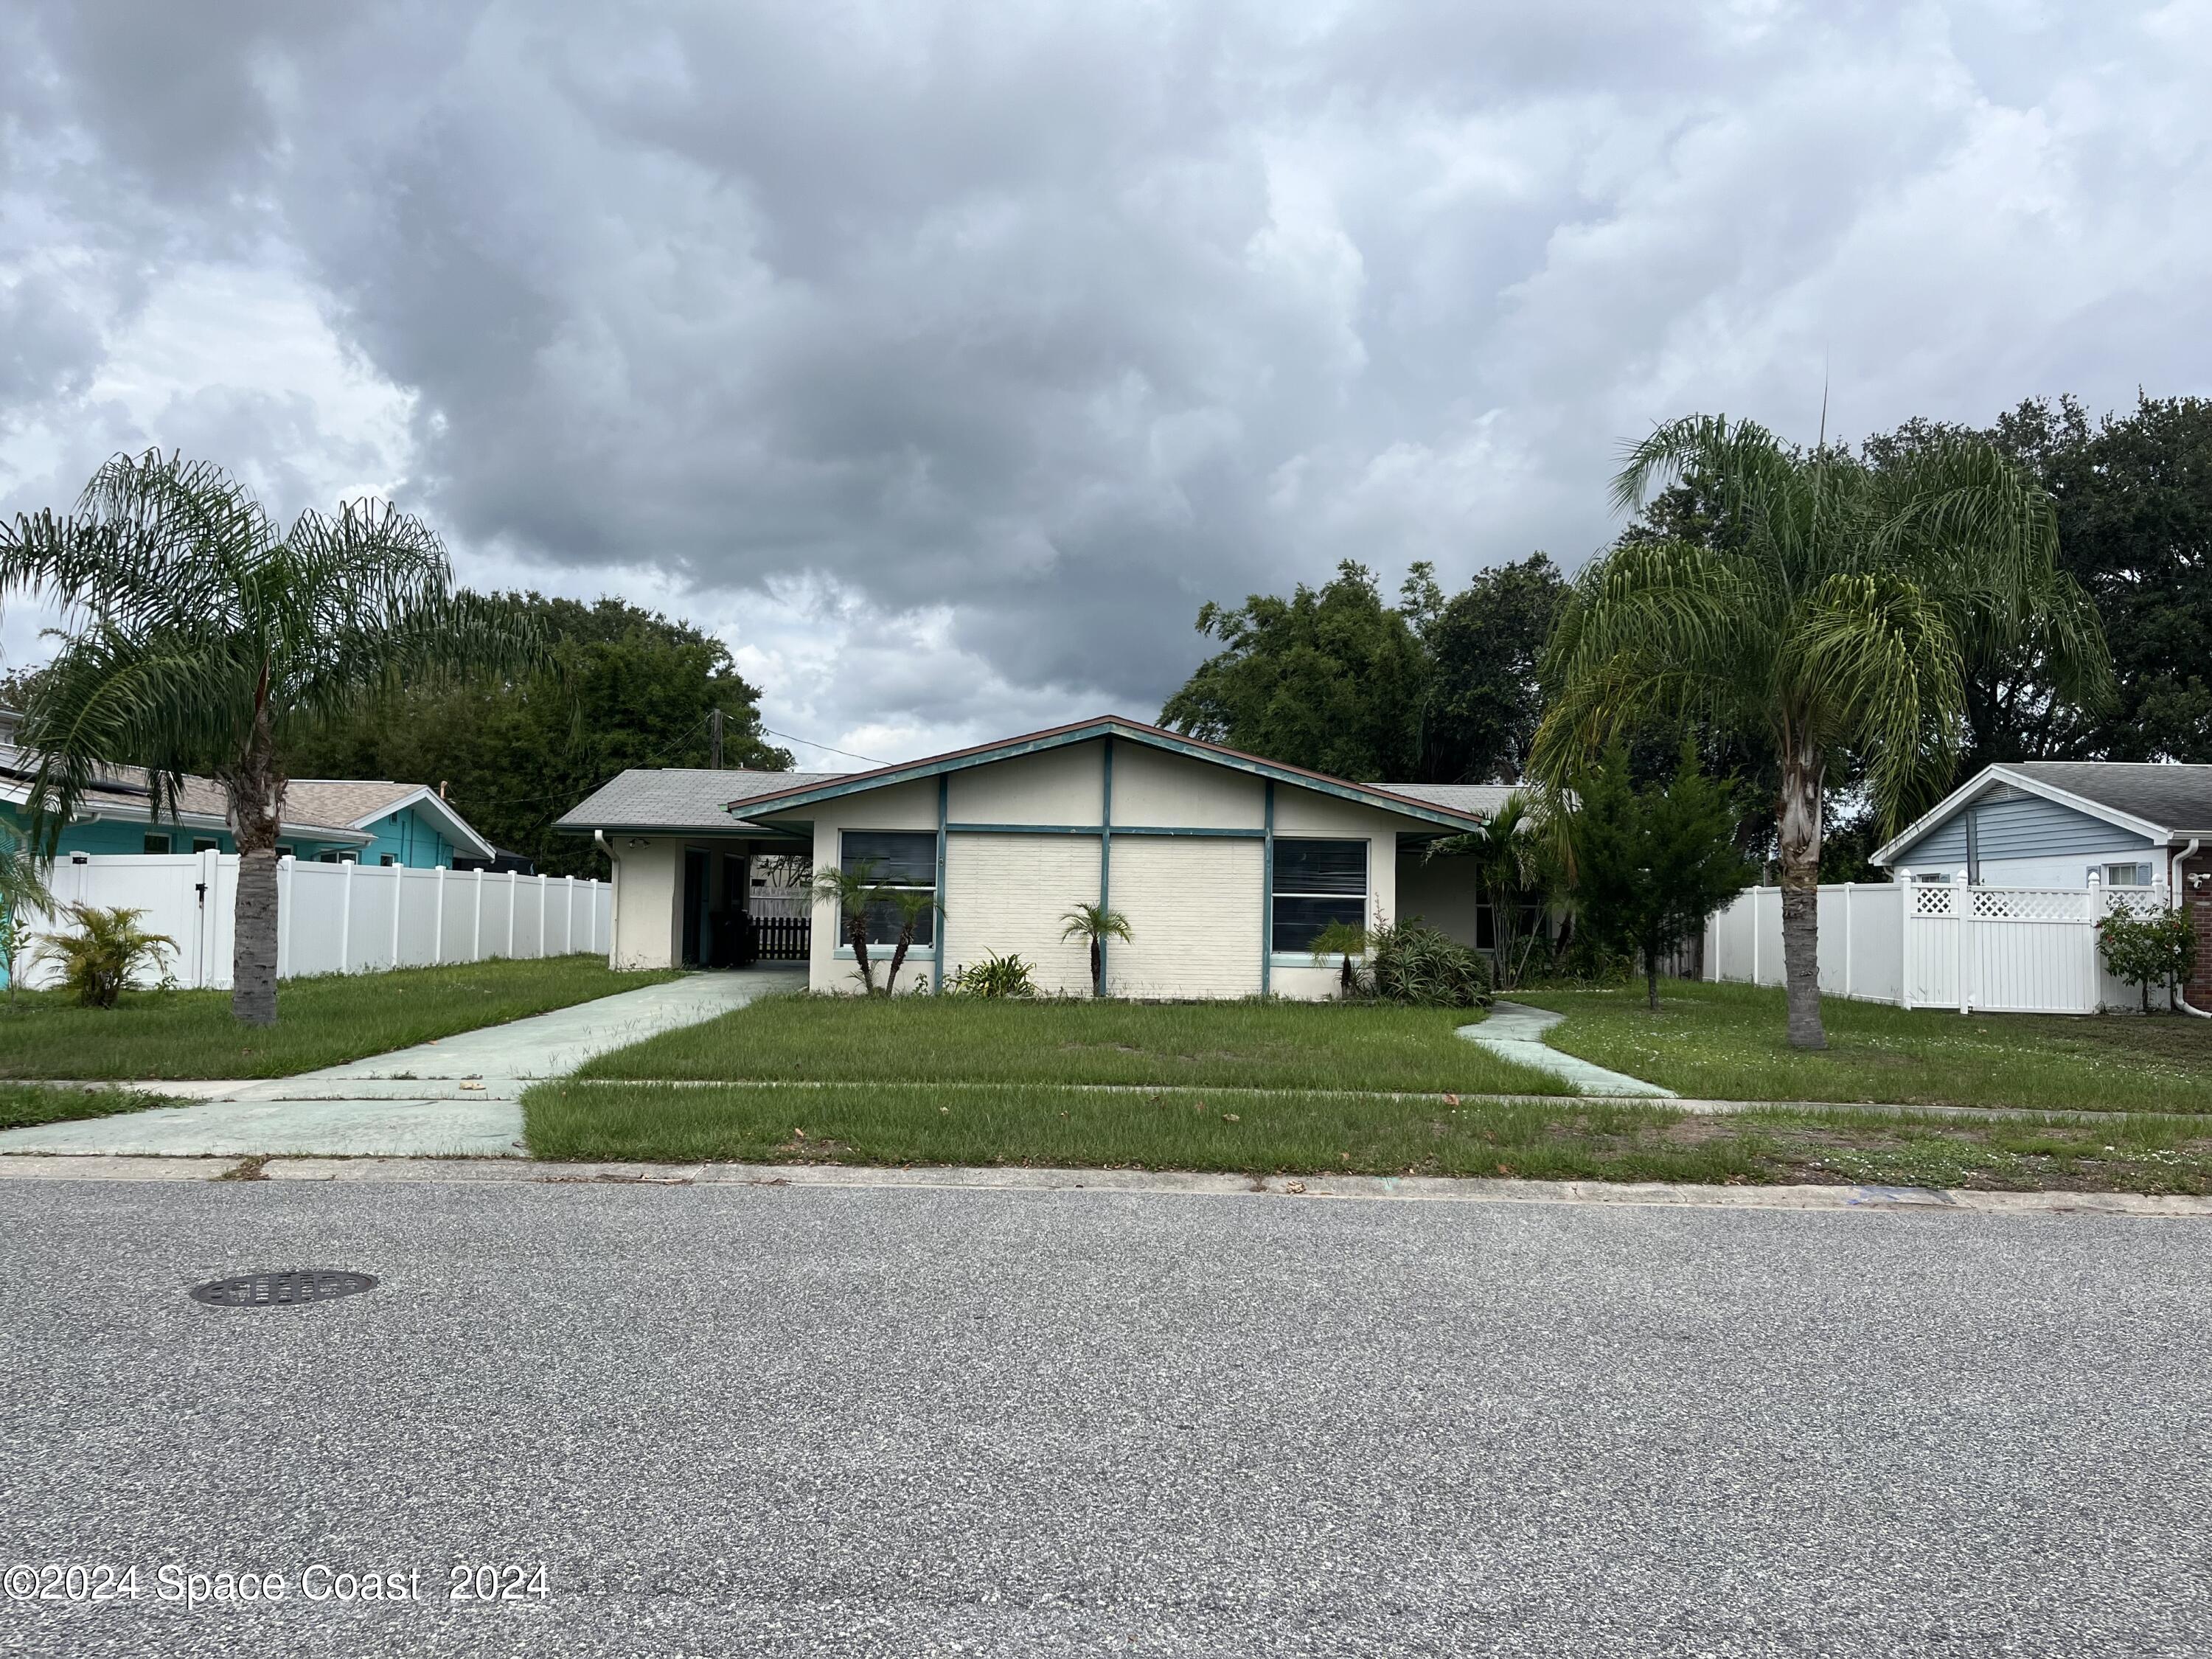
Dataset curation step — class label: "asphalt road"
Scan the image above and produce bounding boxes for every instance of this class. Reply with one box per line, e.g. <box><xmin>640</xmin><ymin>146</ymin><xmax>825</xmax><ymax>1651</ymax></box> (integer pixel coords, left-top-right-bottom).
<box><xmin>2</xmin><ymin>1178</ymin><xmax>2208</xmax><ymax>1658</ymax></box>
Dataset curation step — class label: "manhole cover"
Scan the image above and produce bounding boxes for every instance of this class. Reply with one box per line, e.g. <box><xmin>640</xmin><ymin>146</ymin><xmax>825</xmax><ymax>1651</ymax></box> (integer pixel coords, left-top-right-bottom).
<box><xmin>189</xmin><ymin>1270</ymin><xmax>378</xmax><ymax>1308</ymax></box>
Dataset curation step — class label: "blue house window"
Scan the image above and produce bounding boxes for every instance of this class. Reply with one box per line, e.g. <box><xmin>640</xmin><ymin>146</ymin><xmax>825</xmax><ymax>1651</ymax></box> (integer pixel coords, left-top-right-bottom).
<box><xmin>841</xmin><ymin>830</ymin><xmax>937</xmax><ymax>946</ymax></box>
<box><xmin>1272</xmin><ymin>838</ymin><xmax>1367</xmax><ymax>951</ymax></box>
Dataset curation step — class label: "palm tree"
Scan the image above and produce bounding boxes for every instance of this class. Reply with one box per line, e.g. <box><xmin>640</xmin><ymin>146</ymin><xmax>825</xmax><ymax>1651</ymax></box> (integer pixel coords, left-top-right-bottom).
<box><xmin>0</xmin><ymin>450</ymin><xmax>538</xmax><ymax>1026</ymax></box>
<box><xmin>1060</xmin><ymin>902</ymin><xmax>1131</xmax><ymax>998</ymax></box>
<box><xmin>1307</xmin><ymin>919</ymin><xmax>1367</xmax><ymax>995</ymax></box>
<box><xmin>1531</xmin><ymin>416</ymin><xmax>2109</xmax><ymax>1049</ymax></box>
<box><xmin>880</xmin><ymin>888</ymin><xmax>941</xmax><ymax>997</ymax></box>
<box><xmin>813</xmin><ymin>859</ymin><xmax>886</xmax><ymax>993</ymax></box>
<box><xmin>1424</xmin><ymin>793</ymin><xmax>1552</xmax><ymax>990</ymax></box>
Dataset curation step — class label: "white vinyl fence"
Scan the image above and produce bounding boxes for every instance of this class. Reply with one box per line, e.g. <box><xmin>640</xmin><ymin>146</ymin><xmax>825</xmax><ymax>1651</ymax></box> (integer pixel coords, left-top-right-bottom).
<box><xmin>1704</xmin><ymin>875</ymin><xmax>2170</xmax><ymax>1015</ymax></box>
<box><xmin>7</xmin><ymin>851</ymin><xmax>611</xmax><ymax>992</ymax></box>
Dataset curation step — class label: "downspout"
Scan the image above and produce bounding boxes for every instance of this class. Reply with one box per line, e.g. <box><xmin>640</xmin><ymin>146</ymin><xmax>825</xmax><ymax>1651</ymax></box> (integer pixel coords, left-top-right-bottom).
<box><xmin>595</xmin><ymin>830</ymin><xmax>622</xmax><ymax>970</ymax></box>
<box><xmin>2172</xmin><ymin>838</ymin><xmax>2210</xmax><ymax>1018</ymax></box>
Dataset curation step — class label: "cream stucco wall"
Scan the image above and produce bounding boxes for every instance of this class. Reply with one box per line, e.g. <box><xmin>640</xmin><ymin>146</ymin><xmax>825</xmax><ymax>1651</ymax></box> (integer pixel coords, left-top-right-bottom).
<box><xmin>947</xmin><ymin>740</ymin><xmax>1105</xmax><ymax>826</ymax></box>
<box><xmin>607</xmin><ymin>838</ymin><xmax>682</xmax><ymax>970</ymax></box>
<box><xmin>1395</xmin><ymin>851</ymin><xmax>1484</xmax><ymax>947</ymax></box>
<box><xmin>1111</xmin><ymin>743</ymin><xmax>1264</xmax><ymax>829</ymax></box>
<box><xmin>944</xmin><ymin>832</ymin><xmax>1100</xmax><ymax>994</ymax></box>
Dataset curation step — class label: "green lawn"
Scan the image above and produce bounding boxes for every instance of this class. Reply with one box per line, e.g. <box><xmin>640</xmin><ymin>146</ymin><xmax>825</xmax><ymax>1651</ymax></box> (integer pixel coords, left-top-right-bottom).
<box><xmin>0</xmin><ymin>1082</ymin><xmax>181</xmax><ymax>1131</ymax></box>
<box><xmin>523</xmin><ymin>1079</ymin><xmax>2212</xmax><ymax>1193</ymax></box>
<box><xmin>0</xmin><ymin>957</ymin><xmax>680</xmax><ymax>1080</ymax></box>
<box><xmin>574</xmin><ymin>995</ymin><xmax>1568</xmax><ymax>1095</ymax></box>
<box><xmin>1511</xmin><ymin>979</ymin><xmax>2212</xmax><ymax>1113</ymax></box>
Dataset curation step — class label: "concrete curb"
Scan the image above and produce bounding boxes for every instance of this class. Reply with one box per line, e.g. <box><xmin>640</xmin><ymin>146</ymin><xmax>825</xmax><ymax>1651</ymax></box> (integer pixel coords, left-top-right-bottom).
<box><xmin>3</xmin><ymin>1152</ymin><xmax>2204</xmax><ymax>1217</ymax></box>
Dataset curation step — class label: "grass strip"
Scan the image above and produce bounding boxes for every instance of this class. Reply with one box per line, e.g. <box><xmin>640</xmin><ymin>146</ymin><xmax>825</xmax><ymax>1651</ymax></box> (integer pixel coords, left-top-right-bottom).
<box><xmin>0</xmin><ymin>1083</ymin><xmax>182</xmax><ymax>1132</ymax></box>
<box><xmin>524</xmin><ymin>1079</ymin><xmax>2212</xmax><ymax>1193</ymax></box>
<box><xmin>1512</xmin><ymin>980</ymin><xmax>2212</xmax><ymax>1115</ymax></box>
<box><xmin>0</xmin><ymin>957</ymin><xmax>682</xmax><ymax>1081</ymax></box>
<box><xmin>574</xmin><ymin>995</ymin><xmax>1568</xmax><ymax>1096</ymax></box>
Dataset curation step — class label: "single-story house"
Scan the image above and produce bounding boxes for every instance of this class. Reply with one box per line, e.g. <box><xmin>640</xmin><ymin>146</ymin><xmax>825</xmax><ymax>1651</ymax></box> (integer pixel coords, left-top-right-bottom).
<box><xmin>1</xmin><ymin>716</ymin><xmax>495</xmax><ymax>868</ymax></box>
<box><xmin>555</xmin><ymin>715</ymin><xmax>1509</xmax><ymax>997</ymax></box>
<box><xmin>1871</xmin><ymin>761</ymin><xmax>2212</xmax><ymax>891</ymax></box>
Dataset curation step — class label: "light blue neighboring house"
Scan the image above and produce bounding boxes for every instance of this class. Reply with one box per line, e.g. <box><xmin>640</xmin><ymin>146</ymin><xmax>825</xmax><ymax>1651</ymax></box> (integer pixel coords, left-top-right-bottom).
<box><xmin>1871</xmin><ymin>762</ymin><xmax>2212</xmax><ymax>891</ymax></box>
<box><xmin>1</xmin><ymin>713</ymin><xmax>495</xmax><ymax>869</ymax></box>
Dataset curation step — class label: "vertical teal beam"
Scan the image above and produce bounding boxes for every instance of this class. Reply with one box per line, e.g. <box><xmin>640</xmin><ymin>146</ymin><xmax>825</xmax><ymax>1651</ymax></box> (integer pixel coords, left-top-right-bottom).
<box><xmin>1260</xmin><ymin>780</ymin><xmax>1274</xmax><ymax>995</ymax></box>
<box><xmin>933</xmin><ymin>775</ymin><xmax>948</xmax><ymax>989</ymax></box>
<box><xmin>1099</xmin><ymin>736</ymin><xmax>1115</xmax><ymax>992</ymax></box>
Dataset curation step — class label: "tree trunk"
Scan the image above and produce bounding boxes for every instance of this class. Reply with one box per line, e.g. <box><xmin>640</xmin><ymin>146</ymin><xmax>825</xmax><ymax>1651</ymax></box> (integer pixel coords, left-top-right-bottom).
<box><xmin>1776</xmin><ymin>744</ymin><xmax>1826</xmax><ymax>1051</ymax></box>
<box><xmin>886</xmin><ymin>924</ymin><xmax>913</xmax><ymax>996</ymax></box>
<box><xmin>225</xmin><ymin>706</ymin><xmax>285</xmax><ymax>1027</ymax></box>
<box><xmin>1090</xmin><ymin>937</ymin><xmax>1102</xmax><ymax>999</ymax></box>
<box><xmin>1646</xmin><ymin>949</ymin><xmax>1659</xmax><ymax>1012</ymax></box>
<box><xmin>846</xmin><ymin>913</ymin><xmax>875</xmax><ymax>993</ymax></box>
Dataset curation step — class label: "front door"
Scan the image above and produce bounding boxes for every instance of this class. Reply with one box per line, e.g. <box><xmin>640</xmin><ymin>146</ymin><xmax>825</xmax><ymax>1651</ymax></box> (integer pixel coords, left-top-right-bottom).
<box><xmin>681</xmin><ymin>848</ymin><xmax>709</xmax><ymax>967</ymax></box>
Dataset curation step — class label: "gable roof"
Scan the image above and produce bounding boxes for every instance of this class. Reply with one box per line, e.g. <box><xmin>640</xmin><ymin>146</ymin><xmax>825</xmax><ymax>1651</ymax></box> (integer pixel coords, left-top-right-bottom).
<box><xmin>1871</xmin><ymin>762</ymin><xmax>2212</xmax><ymax>866</ymax></box>
<box><xmin>284</xmin><ymin>780</ymin><xmax>498</xmax><ymax>860</ymax></box>
<box><xmin>1</xmin><ymin>743</ymin><xmax>369</xmax><ymax>844</ymax></box>
<box><xmin>555</xmin><ymin>768</ymin><xmax>847</xmax><ymax>834</ymax></box>
<box><xmin>721</xmin><ymin>717</ymin><xmax>1498</xmax><ymax>833</ymax></box>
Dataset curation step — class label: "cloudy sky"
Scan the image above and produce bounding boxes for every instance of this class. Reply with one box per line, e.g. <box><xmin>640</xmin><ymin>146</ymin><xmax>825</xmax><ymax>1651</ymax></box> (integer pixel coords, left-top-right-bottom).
<box><xmin>3</xmin><ymin>1</ymin><xmax>2207</xmax><ymax>766</ymax></box>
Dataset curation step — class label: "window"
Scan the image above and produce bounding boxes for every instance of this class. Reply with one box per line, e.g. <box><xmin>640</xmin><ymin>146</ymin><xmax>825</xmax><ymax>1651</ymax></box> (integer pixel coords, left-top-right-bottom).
<box><xmin>841</xmin><ymin>830</ymin><xmax>937</xmax><ymax>946</ymax></box>
<box><xmin>319</xmin><ymin>850</ymin><xmax>359</xmax><ymax>864</ymax></box>
<box><xmin>192</xmin><ymin>838</ymin><xmax>219</xmax><ymax>855</ymax></box>
<box><xmin>276</xmin><ymin>844</ymin><xmax>296</xmax><ymax>860</ymax></box>
<box><xmin>2100</xmin><ymin>863</ymin><xmax>2153</xmax><ymax>887</ymax></box>
<box><xmin>380</xmin><ymin>854</ymin><xmax>397</xmax><ymax>867</ymax></box>
<box><xmin>1271</xmin><ymin>838</ymin><xmax>1367</xmax><ymax>952</ymax></box>
<box><xmin>143</xmin><ymin>833</ymin><xmax>171</xmax><ymax>855</ymax></box>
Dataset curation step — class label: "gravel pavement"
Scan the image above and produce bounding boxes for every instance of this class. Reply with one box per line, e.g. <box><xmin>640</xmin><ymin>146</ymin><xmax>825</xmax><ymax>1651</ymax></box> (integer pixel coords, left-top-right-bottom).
<box><xmin>3</xmin><ymin>1177</ymin><xmax>2207</xmax><ymax>1657</ymax></box>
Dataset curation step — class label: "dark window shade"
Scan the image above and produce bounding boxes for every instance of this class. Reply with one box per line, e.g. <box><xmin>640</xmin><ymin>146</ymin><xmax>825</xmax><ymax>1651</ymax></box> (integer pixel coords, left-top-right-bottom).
<box><xmin>842</xmin><ymin>830</ymin><xmax>937</xmax><ymax>888</ymax></box>
<box><xmin>858</xmin><ymin>897</ymin><xmax>935</xmax><ymax>948</ymax></box>
<box><xmin>1272</xmin><ymin>895</ymin><xmax>1364</xmax><ymax>952</ymax></box>
<box><xmin>1273</xmin><ymin>838</ymin><xmax>1366</xmax><ymax>896</ymax></box>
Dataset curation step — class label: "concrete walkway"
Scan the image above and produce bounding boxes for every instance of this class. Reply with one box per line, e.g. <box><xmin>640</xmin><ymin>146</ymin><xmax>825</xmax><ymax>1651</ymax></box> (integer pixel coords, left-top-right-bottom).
<box><xmin>1460</xmin><ymin>1000</ymin><xmax>1677</xmax><ymax>1098</ymax></box>
<box><xmin>0</xmin><ymin>970</ymin><xmax>804</xmax><ymax>1158</ymax></box>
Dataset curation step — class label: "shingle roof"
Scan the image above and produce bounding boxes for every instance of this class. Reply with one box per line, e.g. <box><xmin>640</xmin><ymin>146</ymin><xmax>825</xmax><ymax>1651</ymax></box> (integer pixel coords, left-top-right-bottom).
<box><xmin>0</xmin><ymin>743</ymin><xmax>366</xmax><ymax>841</ymax></box>
<box><xmin>2000</xmin><ymin>762</ymin><xmax>2212</xmax><ymax>837</ymax></box>
<box><xmin>1373</xmin><ymin>782</ymin><xmax>1523</xmax><ymax>818</ymax></box>
<box><xmin>554</xmin><ymin>768</ymin><xmax>848</xmax><ymax>832</ymax></box>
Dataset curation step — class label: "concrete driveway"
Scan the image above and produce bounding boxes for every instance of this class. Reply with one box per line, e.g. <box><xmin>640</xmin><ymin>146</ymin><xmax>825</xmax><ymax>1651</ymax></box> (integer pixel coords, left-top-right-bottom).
<box><xmin>2</xmin><ymin>1176</ymin><xmax>2205</xmax><ymax>1657</ymax></box>
<box><xmin>0</xmin><ymin>969</ymin><xmax>802</xmax><ymax>1158</ymax></box>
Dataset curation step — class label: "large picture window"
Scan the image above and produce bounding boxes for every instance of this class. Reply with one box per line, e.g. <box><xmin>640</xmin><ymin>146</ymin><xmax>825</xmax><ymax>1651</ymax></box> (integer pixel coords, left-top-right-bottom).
<box><xmin>841</xmin><ymin>830</ymin><xmax>937</xmax><ymax>947</ymax></box>
<box><xmin>1271</xmin><ymin>838</ymin><xmax>1367</xmax><ymax>952</ymax></box>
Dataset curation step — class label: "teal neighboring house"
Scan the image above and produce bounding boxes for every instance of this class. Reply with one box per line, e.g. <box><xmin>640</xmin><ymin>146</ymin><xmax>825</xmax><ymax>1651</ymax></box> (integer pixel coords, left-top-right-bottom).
<box><xmin>1</xmin><ymin>713</ymin><xmax>495</xmax><ymax>869</ymax></box>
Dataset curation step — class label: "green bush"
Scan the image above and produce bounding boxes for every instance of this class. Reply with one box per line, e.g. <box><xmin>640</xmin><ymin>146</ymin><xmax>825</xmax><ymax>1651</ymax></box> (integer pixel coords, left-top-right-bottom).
<box><xmin>2096</xmin><ymin>908</ymin><xmax>2197</xmax><ymax>1012</ymax></box>
<box><xmin>1363</xmin><ymin>922</ymin><xmax>1493</xmax><ymax>1009</ymax></box>
<box><xmin>945</xmin><ymin>951</ymin><xmax>1039</xmax><ymax>999</ymax></box>
<box><xmin>33</xmin><ymin>904</ymin><xmax>178</xmax><ymax>1009</ymax></box>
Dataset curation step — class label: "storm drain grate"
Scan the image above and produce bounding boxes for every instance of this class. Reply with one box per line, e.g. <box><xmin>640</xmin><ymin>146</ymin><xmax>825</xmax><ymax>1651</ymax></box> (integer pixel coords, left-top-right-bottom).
<box><xmin>189</xmin><ymin>1270</ymin><xmax>379</xmax><ymax>1308</ymax></box>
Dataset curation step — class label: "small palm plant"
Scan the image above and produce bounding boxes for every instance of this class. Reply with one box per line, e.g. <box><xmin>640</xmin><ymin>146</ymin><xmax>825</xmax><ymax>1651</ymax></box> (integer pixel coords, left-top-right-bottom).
<box><xmin>0</xmin><ymin>826</ymin><xmax>52</xmax><ymax>1006</ymax></box>
<box><xmin>1060</xmin><ymin>902</ymin><xmax>1132</xmax><ymax>998</ymax></box>
<box><xmin>35</xmin><ymin>903</ymin><xmax>176</xmax><ymax>1008</ymax></box>
<box><xmin>1307</xmin><ymin>919</ymin><xmax>1368</xmax><ymax>996</ymax></box>
<box><xmin>880</xmin><ymin>888</ymin><xmax>942</xmax><ymax>997</ymax></box>
<box><xmin>812</xmin><ymin>859</ymin><xmax>886</xmax><ymax>994</ymax></box>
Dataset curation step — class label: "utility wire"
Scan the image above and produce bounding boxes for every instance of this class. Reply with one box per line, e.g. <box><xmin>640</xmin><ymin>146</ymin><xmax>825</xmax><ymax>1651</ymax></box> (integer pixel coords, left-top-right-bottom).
<box><xmin>761</xmin><ymin>727</ymin><xmax>889</xmax><ymax>768</ymax></box>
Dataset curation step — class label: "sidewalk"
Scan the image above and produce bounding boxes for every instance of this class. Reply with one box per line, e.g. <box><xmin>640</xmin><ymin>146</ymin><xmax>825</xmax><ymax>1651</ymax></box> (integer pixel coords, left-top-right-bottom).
<box><xmin>0</xmin><ymin>970</ymin><xmax>804</xmax><ymax>1158</ymax></box>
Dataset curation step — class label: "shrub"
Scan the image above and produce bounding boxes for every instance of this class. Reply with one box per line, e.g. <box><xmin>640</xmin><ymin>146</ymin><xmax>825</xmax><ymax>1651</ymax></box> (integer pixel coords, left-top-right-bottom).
<box><xmin>945</xmin><ymin>951</ymin><xmax>1039</xmax><ymax>999</ymax></box>
<box><xmin>33</xmin><ymin>903</ymin><xmax>178</xmax><ymax>1009</ymax></box>
<box><xmin>1363</xmin><ymin>922</ymin><xmax>1492</xmax><ymax>1009</ymax></box>
<box><xmin>2096</xmin><ymin>908</ymin><xmax>2197</xmax><ymax>1013</ymax></box>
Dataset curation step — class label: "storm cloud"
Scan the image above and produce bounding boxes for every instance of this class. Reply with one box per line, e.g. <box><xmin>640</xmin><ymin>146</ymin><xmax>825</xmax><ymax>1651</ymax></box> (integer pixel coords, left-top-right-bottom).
<box><xmin>4</xmin><ymin>1</ymin><xmax>2208</xmax><ymax>759</ymax></box>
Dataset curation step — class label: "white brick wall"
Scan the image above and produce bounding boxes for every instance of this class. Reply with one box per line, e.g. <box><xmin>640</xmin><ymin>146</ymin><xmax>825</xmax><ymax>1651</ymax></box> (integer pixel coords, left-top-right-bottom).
<box><xmin>1110</xmin><ymin>837</ymin><xmax>1264</xmax><ymax>998</ymax></box>
<box><xmin>944</xmin><ymin>833</ymin><xmax>1101</xmax><ymax>994</ymax></box>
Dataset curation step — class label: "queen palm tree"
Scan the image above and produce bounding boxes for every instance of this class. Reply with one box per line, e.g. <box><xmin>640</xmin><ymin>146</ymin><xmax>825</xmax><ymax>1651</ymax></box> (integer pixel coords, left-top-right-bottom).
<box><xmin>1531</xmin><ymin>416</ymin><xmax>2109</xmax><ymax>1049</ymax></box>
<box><xmin>0</xmin><ymin>450</ymin><xmax>537</xmax><ymax>1026</ymax></box>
